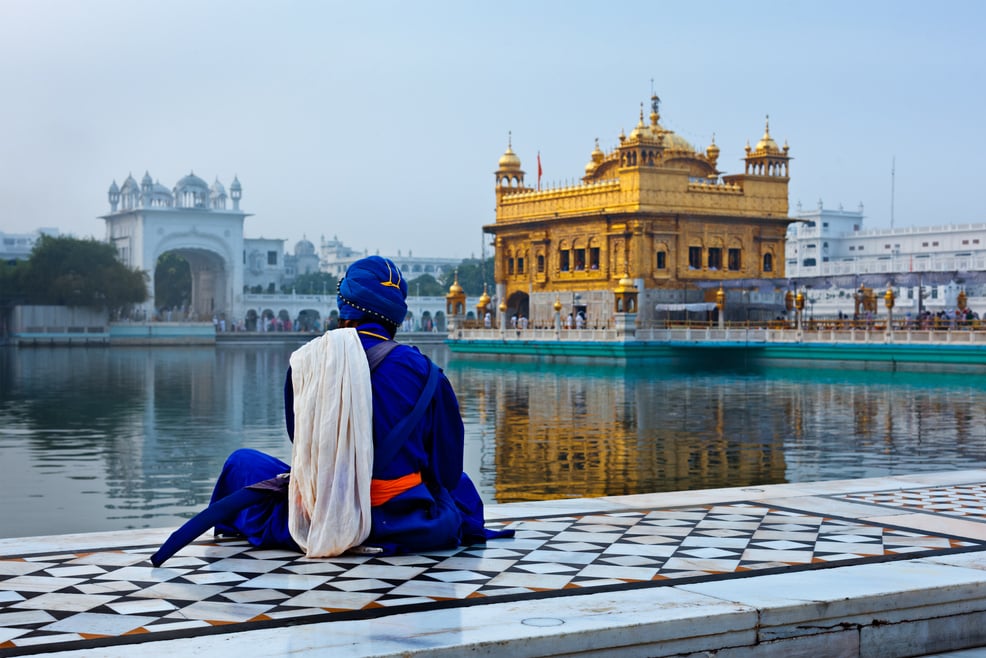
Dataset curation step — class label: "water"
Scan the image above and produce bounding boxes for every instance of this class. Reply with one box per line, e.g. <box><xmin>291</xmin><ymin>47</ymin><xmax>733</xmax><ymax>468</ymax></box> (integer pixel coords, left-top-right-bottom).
<box><xmin>2</xmin><ymin>344</ymin><xmax>985</xmax><ymax>539</ymax></box>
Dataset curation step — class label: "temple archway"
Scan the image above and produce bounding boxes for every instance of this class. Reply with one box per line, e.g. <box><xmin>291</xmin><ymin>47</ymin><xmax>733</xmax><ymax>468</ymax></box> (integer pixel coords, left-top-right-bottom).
<box><xmin>505</xmin><ymin>291</ymin><xmax>530</xmax><ymax>324</ymax></box>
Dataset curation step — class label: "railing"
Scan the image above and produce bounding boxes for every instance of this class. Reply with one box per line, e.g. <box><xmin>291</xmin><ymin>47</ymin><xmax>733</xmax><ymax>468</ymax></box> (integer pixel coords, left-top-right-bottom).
<box><xmin>449</xmin><ymin>327</ymin><xmax>621</xmax><ymax>342</ymax></box>
<box><xmin>451</xmin><ymin>320</ymin><xmax>986</xmax><ymax>345</ymax></box>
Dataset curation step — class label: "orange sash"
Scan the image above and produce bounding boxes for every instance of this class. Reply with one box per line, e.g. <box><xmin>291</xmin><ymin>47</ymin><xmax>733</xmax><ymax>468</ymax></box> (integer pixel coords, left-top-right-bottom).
<box><xmin>370</xmin><ymin>472</ymin><xmax>422</xmax><ymax>507</ymax></box>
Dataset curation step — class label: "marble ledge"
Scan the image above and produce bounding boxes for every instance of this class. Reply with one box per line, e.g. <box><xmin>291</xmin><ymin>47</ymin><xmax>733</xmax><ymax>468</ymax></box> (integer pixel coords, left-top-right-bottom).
<box><xmin>679</xmin><ymin>558</ymin><xmax>986</xmax><ymax>641</ymax></box>
<box><xmin>30</xmin><ymin>585</ymin><xmax>760</xmax><ymax>658</ymax></box>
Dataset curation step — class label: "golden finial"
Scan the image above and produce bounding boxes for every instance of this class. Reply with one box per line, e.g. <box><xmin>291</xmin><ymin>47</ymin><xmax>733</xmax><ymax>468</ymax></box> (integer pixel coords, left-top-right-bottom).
<box><xmin>447</xmin><ymin>268</ymin><xmax>464</xmax><ymax>295</ymax></box>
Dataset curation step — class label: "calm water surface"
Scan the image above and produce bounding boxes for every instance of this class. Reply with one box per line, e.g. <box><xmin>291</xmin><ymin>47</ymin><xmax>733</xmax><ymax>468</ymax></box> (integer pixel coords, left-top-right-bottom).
<box><xmin>2</xmin><ymin>343</ymin><xmax>985</xmax><ymax>539</ymax></box>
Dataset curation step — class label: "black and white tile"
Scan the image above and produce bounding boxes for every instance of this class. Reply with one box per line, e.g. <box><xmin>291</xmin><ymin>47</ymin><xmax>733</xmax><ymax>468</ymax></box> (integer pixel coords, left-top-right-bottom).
<box><xmin>0</xmin><ymin>502</ymin><xmax>981</xmax><ymax>655</ymax></box>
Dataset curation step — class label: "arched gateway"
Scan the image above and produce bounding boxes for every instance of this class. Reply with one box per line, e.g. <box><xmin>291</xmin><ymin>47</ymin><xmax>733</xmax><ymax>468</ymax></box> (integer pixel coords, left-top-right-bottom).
<box><xmin>102</xmin><ymin>171</ymin><xmax>249</xmax><ymax>323</ymax></box>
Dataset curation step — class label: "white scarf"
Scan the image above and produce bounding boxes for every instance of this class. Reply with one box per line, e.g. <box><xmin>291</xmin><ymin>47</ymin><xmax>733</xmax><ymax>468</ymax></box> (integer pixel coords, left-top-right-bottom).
<box><xmin>287</xmin><ymin>328</ymin><xmax>374</xmax><ymax>557</ymax></box>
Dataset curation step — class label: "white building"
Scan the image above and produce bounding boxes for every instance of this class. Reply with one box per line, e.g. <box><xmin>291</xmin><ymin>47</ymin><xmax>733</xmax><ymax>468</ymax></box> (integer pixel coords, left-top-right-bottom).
<box><xmin>319</xmin><ymin>235</ymin><xmax>462</xmax><ymax>284</ymax></box>
<box><xmin>243</xmin><ymin>237</ymin><xmax>288</xmax><ymax>294</ymax></box>
<box><xmin>103</xmin><ymin>170</ymin><xmax>249</xmax><ymax>321</ymax></box>
<box><xmin>284</xmin><ymin>237</ymin><xmax>321</xmax><ymax>280</ymax></box>
<box><xmin>1</xmin><ymin>228</ymin><xmax>59</xmax><ymax>262</ymax></box>
<box><xmin>785</xmin><ymin>201</ymin><xmax>986</xmax><ymax>317</ymax></box>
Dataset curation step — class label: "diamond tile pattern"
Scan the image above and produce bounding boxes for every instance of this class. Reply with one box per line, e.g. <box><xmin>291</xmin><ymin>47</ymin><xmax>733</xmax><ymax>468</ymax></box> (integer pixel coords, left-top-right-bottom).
<box><xmin>0</xmin><ymin>502</ymin><xmax>980</xmax><ymax>655</ymax></box>
<box><xmin>839</xmin><ymin>484</ymin><xmax>986</xmax><ymax>521</ymax></box>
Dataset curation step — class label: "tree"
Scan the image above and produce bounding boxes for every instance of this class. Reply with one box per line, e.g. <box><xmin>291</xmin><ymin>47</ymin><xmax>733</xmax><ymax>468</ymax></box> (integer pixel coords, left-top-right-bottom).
<box><xmin>18</xmin><ymin>235</ymin><xmax>148</xmax><ymax>313</ymax></box>
<box><xmin>440</xmin><ymin>257</ymin><xmax>494</xmax><ymax>296</ymax></box>
<box><xmin>407</xmin><ymin>273</ymin><xmax>446</xmax><ymax>296</ymax></box>
<box><xmin>0</xmin><ymin>258</ymin><xmax>30</xmax><ymax>305</ymax></box>
<box><xmin>155</xmin><ymin>252</ymin><xmax>190</xmax><ymax>311</ymax></box>
<box><xmin>285</xmin><ymin>271</ymin><xmax>338</xmax><ymax>295</ymax></box>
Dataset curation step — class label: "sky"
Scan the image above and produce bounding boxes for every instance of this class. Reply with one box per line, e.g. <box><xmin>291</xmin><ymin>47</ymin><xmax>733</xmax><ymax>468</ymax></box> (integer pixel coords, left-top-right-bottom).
<box><xmin>1</xmin><ymin>0</ymin><xmax>984</xmax><ymax>260</ymax></box>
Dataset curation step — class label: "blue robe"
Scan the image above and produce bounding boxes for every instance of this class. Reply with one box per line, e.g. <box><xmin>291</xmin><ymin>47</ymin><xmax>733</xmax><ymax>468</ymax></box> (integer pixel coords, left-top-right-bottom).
<box><xmin>212</xmin><ymin>324</ymin><xmax>504</xmax><ymax>554</ymax></box>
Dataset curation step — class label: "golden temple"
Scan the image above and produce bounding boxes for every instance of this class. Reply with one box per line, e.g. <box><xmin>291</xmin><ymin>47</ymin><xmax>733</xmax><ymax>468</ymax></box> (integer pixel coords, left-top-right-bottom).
<box><xmin>483</xmin><ymin>94</ymin><xmax>795</xmax><ymax>328</ymax></box>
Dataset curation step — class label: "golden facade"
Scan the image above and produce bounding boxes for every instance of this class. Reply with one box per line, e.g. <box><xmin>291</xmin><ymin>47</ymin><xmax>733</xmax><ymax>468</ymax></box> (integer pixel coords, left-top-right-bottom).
<box><xmin>485</xmin><ymin>95</ymin><xmax>795</xmax><ymax>326</ymax></box>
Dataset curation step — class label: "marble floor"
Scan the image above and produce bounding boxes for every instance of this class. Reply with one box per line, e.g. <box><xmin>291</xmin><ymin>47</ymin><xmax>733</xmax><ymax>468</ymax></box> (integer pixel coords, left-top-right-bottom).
<box><xmin>4</xmin><ymin>472</ymin><xmax>986</xmax><ymax>656</ymax></box>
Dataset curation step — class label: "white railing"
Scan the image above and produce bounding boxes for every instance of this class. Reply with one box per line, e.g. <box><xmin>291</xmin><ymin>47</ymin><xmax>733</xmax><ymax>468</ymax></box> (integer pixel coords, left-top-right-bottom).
<box><xmin>449</xmin><ymin>327</ymin><xmax>621</xmax><ymax>342</ymax></box>
<box><xmin>453</xmin><ymin>325</ymin><xmax>986</xmax><ymax>346</ymax></box>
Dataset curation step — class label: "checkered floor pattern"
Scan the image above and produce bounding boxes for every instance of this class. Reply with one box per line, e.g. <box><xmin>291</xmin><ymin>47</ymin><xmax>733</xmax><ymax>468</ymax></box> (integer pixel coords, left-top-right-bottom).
<box><xmin>839</xmin><ymin>483</ymin><xmax>986</xmax><ymax>521</ymax></box>
<box><xmin>1</xmin><ymin>502</ymin><xmax>982</xmax><ymax>655</ymax></box>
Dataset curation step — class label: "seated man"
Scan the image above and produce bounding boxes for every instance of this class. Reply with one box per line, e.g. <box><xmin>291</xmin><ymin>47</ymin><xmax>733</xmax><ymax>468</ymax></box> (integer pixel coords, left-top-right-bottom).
<box><xmin>155</xmin><ymin>256</ymin><xmax>509</xmax><ymax>564</ymax></box>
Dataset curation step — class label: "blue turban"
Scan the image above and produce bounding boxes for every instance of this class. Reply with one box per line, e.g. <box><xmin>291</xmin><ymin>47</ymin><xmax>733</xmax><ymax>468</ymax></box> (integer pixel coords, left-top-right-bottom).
<box><xmin>337</xmin><ymin>256</ymin><xmax>408</xmax><ymax>327</ymax></box>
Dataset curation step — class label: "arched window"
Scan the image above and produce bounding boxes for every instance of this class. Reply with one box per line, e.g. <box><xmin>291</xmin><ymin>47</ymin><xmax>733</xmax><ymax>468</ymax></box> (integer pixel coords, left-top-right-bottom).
<box><xmin>708</xmin><ymin>245</ymin><xmax>723</xmax><ymax>270</ymax></box>
<box><xmin>558</xmin><ymin>240</ymin><xmax>571</xmax><ymax>272</ymax></box>
<box><xmin>763</xmin><ymin>253</ymin><xmax>774</xmax><ymax>272</ymax></box>
<box><xmin>572</xmin><ymin>239</ymin><xmax>586</xmax><ymax>271</ymax></box>
<box><xmin>688</xmin><ymin>246</ymin><xmax>702</xmax><ymax>270</ymax></box>
<box><xmin>589</xmin><ymin>237</ymin><xmax>601</xmax><ymax>270</ymax></box>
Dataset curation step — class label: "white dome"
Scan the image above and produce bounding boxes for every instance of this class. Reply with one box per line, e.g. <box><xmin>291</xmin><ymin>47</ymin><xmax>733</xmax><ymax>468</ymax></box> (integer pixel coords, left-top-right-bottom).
<box><xmin>175</xmin><ymin>171</ymin><xmax>209</xmax><ymax>192</ymax></box>
<box><xmin>295</xmin><ymin>238</ymin><xmax>316</xmax><ymax>256</ymax></box>
<box><xmin>120</xmin><ymin>174</ymin><xmax>139</xmax><ymax>194</ymax></box>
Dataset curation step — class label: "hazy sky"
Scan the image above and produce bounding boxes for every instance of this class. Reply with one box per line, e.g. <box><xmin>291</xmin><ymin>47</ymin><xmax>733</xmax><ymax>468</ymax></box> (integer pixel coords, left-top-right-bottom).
<box><xmin>1</xmin><ymin>0</ymin><xmax>983</xmax><ymax>259</ymax></box>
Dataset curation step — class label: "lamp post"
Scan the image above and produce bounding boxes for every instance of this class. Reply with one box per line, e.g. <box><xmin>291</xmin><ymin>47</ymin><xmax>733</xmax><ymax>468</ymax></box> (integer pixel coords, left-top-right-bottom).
<box><xmin>715</xmin><ymin>285</ymin><xmax>725</xmax><ymax>330</ymax></box>
<box><xmin>795</xmin><ymin>289</ymin><xmax>805</xmax><ymax>332</ymax></box>
<box><xmin>885</xmin><ymin>284</ymin><xmax>895</xmax><ymax>336</ymax></box>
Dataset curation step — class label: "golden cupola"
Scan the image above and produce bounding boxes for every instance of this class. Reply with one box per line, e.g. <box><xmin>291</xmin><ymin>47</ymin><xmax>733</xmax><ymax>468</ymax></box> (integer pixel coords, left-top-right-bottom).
<box><xmin>448</xmin><ymin>272</ymin><xmax>464</xmax><ymax>295</ymax></box>
<box><xmin>627</xmin><ymin>105</ymin><xmax>648</xmax><ymax>142</ymax></box>
<box><xmin>705</xmin><ymin>135</ymin><xmax>721</xmax><ymax>178</ymax></box>
<box><xmin>445</xmin><ymin>269</ymin><xmax>467</xmax><ymax>317</ymax></box>
<box><xmin>706</xmin><ymin>135</ymin><xmax>720</xmax><ymax>162</ymax></box>
<box><xmin>495</xmin><ymin>132</ymin><xmax>525</xmax><ymax>189</ymax></box>
<box><xmin>744</xmin><ymin>115</ymin><xmax>791</xmax><ymax>178</ymax></box>
<box><xmin>754</xmin><ymin>116</ymin><xmax>780</xmax><ymax>155</ymax></box>
<box><xmin>584</xmin><ymin>138</ymin><xmax>606</xmax><ymax>176</ymax></box>
<box><xmin>476</xmin><ymin>283</ymin><xmax>491</xmax><ymax>314</ymax></box>
<box><xmin>498</xmin><ymin>144</ymin><xmax>521</xmax><ymax>170</ymax></box>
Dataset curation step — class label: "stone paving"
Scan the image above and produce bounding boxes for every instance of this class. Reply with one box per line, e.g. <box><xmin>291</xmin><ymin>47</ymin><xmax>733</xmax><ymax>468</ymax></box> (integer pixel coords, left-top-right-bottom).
<box><xmin>5</xmin><ymin>470</ymin><xmax>986</xmax><ymax>656</ymax></box>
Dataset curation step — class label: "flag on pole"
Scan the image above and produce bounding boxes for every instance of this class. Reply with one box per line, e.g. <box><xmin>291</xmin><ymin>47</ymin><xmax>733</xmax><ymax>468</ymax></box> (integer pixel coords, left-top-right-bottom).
<box><xmin>537</xmin><ymin>151</ymin><xmax>542</xmax><ymax>191</ymax></box>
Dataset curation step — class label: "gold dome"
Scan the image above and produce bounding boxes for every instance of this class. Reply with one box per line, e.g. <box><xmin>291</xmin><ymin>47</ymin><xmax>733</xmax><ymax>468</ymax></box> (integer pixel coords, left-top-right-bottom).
<box><xmin>658</xmin><ymin>129</ymin><xmax>694</xmax><ymax>152</ymax></box>
<box><xmin>706</xmin><ymin>135</ymin><xmax>720</xmax><ymax>159</ymax></box>
<box><xmin>628</xmin><ymin>112</ymin><xmax>648</xmax><ymax>141</ymax></box>
<box><xmin>585</xmin><ymin>138</ymin><xmax>605</xmax><ymax>175</ymax></box>
<box><xmin>591</xmin><ymin>138</ymin><xmax>605</xmax><ymax>163</ymax></box>
<box><xmin>477</xmin><ymin>283</ymin><xmax>491</xmax><ymax>307</ymax></box>
<box><xmin>754</xmin><ymin>116</ymin><xmax>779</xmax><ymax>154</ymax></box>
<box><xmin>447</xmin><ymin>269</ymin><xmax>464</xmax><ymax>296</ymax></box>
<box><xmin>614</xmin><ymin>273</ymin><xmax>638</xmax><ymax>293</ymax></box>
<box><xmin>498</xmin><ymin>145</ymin><xmax>521</xmax><ymax>170</ymax></box>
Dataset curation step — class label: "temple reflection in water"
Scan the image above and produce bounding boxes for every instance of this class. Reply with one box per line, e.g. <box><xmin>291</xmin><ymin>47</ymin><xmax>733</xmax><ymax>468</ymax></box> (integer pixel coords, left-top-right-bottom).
<box><xmin>2</xmin><ymin>345</ymin><xmax>986</xmax><ymax>539</ymax></box>
<box><xmin>443</xmin><ymin>359</ymin><xmax>986</xmax><ymax>503</ymax></box>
